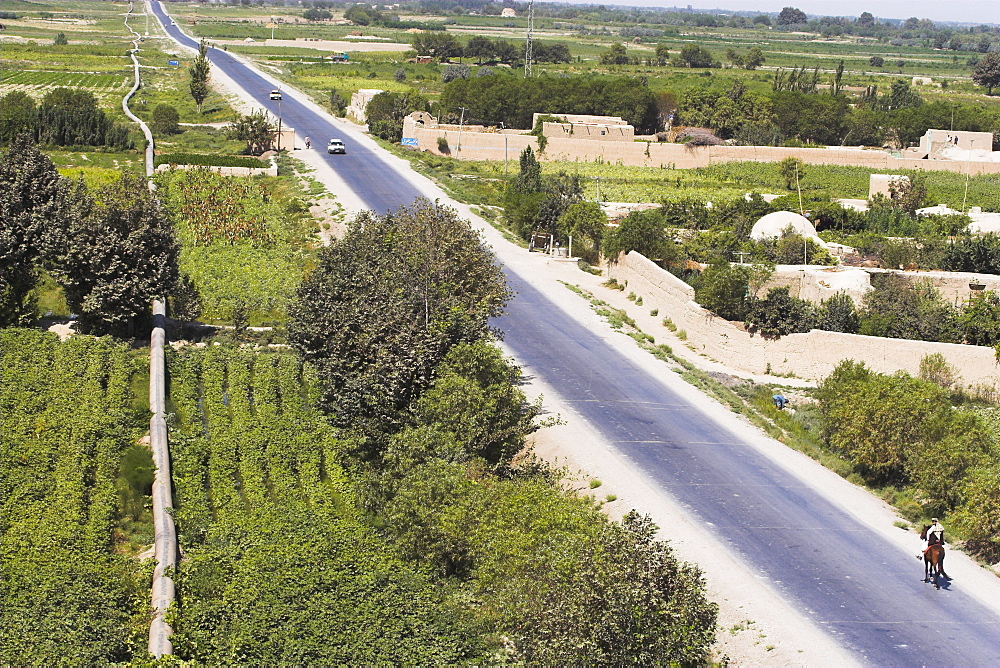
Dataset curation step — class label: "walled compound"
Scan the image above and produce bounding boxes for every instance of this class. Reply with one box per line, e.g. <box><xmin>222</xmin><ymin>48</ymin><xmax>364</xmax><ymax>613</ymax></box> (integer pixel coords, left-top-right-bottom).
<box><xmin>400</xmin><ymin>113</ymin><xmax>1000</xmax><ymax>176</ymax></box>
<box><xmin>614</xmin><ymin>251</ymin><xmax>1000</xmax><ymax>390</ymax></box>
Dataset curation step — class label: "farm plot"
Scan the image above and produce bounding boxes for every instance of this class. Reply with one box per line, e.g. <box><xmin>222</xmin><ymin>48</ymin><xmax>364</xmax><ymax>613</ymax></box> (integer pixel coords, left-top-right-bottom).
<box><xmin>1</xmin><ymin>70</ymin><xmax>128</xmax><ymax>90</ymax></box>
<box><xmin>157</xmin><ymin>169</ymin><xmax>318</xmax><ymax>325</ymax></box>
<box><xmin>0</xmin><ymin>329</ymin><xmax>150</xmax><ymax>665</ymax></box>
<box><xmin>165</xmin><ymin>346</ymin><xmax>480</xmax><ymax>663</ymax></box>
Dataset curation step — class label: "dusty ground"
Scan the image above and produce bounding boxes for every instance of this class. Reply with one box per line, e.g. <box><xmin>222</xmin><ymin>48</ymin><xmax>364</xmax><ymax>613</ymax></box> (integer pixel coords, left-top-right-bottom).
<box><xmin>154</xmin><ymin>20</ymin><xmax>1000</xmax><ymax>664</ymax></box>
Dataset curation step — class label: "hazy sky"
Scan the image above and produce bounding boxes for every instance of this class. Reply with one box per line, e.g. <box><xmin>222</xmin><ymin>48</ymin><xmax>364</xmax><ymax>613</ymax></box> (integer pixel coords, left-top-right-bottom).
<box><xmin>618</xmin><ymin>1</ymin><xmax>998</xmax><ymax>25</ymax></box>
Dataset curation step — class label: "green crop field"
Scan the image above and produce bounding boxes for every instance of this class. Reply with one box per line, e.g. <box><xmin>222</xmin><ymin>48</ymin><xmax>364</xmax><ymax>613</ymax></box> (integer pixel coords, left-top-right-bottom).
<box><xmin>0</xmin><ymin>70</ymin><xmax>128</xmax><ymax>89</ymax></box>
<box><xmin>0</xmin><ymin>330</ymin><xmax>151</xmax><ymax>665</ymax></box>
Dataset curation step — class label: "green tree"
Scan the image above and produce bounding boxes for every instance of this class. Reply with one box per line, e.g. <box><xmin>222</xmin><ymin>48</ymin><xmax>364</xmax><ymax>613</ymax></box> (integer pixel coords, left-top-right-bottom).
<box><xmin>503</xmin><ymin>147</ymin><xmax>544</xmax><ymax>238</ymax></box>
<box><xmin>815</xmin><ymin>292</ymin><xmax>859</xmax><ymax>333</ymax></box>
<box><xmin>777</xmin><ymin>156</ymin><xmax>805</xmax><ymax>189</ymax></box>
<box><xmin>411</xmin><ymin>32</ymin><xmax>462</xmax><ymax>60</ymax></box>
<box><xmin>777</xmin><ymin>6</ymin><xmax>807</xmax><ymax>24</ymax></box>
<box><xmin>511</xmin><ymin>511</ymin><xmax>717</xmax><ymax>664</ymax></box>
<box><xmin>887</xmin><ymin>173</ymin><xmax>927</xmax><ymax>214</ymax></box>
<box><xmin>0</xmin><ymin>91</ymin><xmax>37</xmax><ymax>141</ymax></box>
<box><xmin>514</xmin><ymin>145</ymin><xmax>542</xmax><ymax>194</ymax></box>
<box><xmin>0</xmin><ymin>136</ymin><xmax>74</xmax><ymax>326</ymax></box>
<box><xmin>50</xmin><ymin>173</ymin><xmax>180</xmax><ymax>335</ymax></box>
<box><xmin>386</xmin><ymin>341</ymin><xmax>539</xmax><ymax>470</ymax></box>
<box><xmin>53</xmin><ymin>32</ymin><xmax>68</xmax><ymax>45</ymax></box>
<box><xmin>36</xmin><ymin>88</ymin><xmax>130</xmax><ymax>148</ymax></box>
<box><xmin>859</xmin><ymin>274</ymin><xmax>956</xmax><ymax>343</ymax></box>
<box><xmin>377</xmin><ymin>463</ymin><xmax>717</xmax><ymax>663</ymax></box>
<box><xmin>302</xmin><ymin>7</ymin><xmax>331</xmax><ymax>20</ymax></box>
<box><xmin>907</xmin><ymin>411</ymin><xmax>991</xmax><ymax>515</ymax></box>
<box><xmin>956</xmin><ymin>290</ymin><xmax>1000</xmax><ymax>345</ymax></box>
<box><xmin>972</xmin><ymin>52</ymin><xmax>1000</xmax><ymax>95</ymax></box>
<box><xmin>465</xmin><ymin>35</ymin><xmax>493</xmax><ymax>64</ymax></box>
<box><xmin>227</xmin><ymin>109</ymin><xmax>273</xmax><ymax>155</ymax></box>
<box><xmin>151</xmin><ymin>104</ymin><xmax>180</xmax><ymax>135</ymax></box>
<box><xmin>678</xmin><ymin>44</ymin><xmax>718</xmax><ymax>68</ymax></box>
<box><xmin>745</xmin><ymin>286</ymin><xmax>814</xmax><ymax>337</ymax></box>
<box><xmin>869</xmin><ymin>55</ymin><xmax>884</xmax><ymax>68</ymax></box>
<box><xmin>654</xmin><ymin>43</ymin><xmax>672</xmax><ymax>66</ymax></box>
<box><xmin>693</xmin><ymin>258</ymin><xmax>753</xmax><ymax>321</ymax></box>
<box><xmin>557</xmin><ymin>201</ymin><xmax>606</xmax><ymax>262</ymax></box>
<box><xmin>365</xmin><ymin>90</ymin><xmax>429</xmax><ymax>142</ymax></box>
<box><xmin>818</xmin><ymin>362</ymin><xmax>950</xmax><ymax>482</ymax></box>
<box><xmin>189</xmin><ymin>40</ymin><xmax>211</xmax><ymax>113</ymax></box>
<box><xmin>288</xmin><ymin>199</ymin><xmax>510</xmax><ymax>439</ymax></box>
<box><xmin>600</xmin><ymin>43</ymin><xmax>630</xmax><ymax>66</ymax></box>
<box><xmin>952</xmin><ymin>464</ymin><xmax>1000</xmax><ymax>562</ymax></box>
<box><xmin>329</xmin><ymin>88</ymin><xmax>348</xmax><ymax>115</ymax></box>
<box><xmin>744</xmin><ymin>46</ymin><xmax>765</xmax><ymax>69</ymax></box>
<box><xmin>857</xmin><ymin>12</ymin><xmax>875</xmax><ymax>27</ymax></box>
<box><xmin>603</xmin><ymin>210</ymin><xmax>676</xmax><ymax>265</ymax></box>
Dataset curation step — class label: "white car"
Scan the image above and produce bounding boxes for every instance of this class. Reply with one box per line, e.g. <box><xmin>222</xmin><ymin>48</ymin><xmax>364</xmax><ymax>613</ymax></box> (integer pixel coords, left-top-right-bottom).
<box><xmin>327</xmin><ymin>139</ymin><xmax>346</xmax><ymax>154</ymax></box>
<box><xmin>269</xmin><ymin>90</ymin><xmax>282</xmax><ymax>100</ymax></box>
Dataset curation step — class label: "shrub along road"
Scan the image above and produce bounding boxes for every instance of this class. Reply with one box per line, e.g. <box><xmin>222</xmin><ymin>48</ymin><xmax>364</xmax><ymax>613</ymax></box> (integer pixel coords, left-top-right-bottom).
<box><xmin>151</xmin><ymin>3</ymin><xmax>1000</xmax><ymax>663</ymax></box>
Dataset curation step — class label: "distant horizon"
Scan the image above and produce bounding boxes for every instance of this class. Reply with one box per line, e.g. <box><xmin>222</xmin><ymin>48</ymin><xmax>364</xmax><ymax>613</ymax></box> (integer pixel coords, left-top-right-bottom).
<box><xmin>585</xmin><ymin>1</ymin><xmax>997</xmax><ymax>25</ymax></box>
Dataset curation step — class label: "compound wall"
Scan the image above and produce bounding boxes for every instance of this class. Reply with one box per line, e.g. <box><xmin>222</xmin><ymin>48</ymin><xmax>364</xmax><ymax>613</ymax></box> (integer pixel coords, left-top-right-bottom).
<box><xmin>401</xmin><ymin>118</ymin><xmax>1000</xmax><ymax>176</ymax></box>
<box><xmin>615</xmin><ymin>252</ymin><xmax>1000</xmax><ymax>388</ymax></box>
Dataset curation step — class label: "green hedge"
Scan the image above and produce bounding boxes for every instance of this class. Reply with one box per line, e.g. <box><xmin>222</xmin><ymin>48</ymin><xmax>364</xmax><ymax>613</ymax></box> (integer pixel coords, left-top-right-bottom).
<box><xmin>154</xmin><ymin>153</ymin><xmax>266</xmax><ymax>168</ymax></box>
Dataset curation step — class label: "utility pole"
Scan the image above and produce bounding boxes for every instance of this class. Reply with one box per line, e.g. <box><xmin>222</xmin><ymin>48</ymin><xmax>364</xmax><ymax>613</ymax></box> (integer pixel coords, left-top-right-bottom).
<box><xmin>276</xmin><ymin>98</ymin><xmax>282</xmax><ymax>152</ymax></box>
<box><xmin>963</xmin><ymin>139</ymin><xmax>975</xmax><ymax>212</ymax></box>
<box><xmin>457</xmin><ymin>106</ymin><xmax>467</xmax><ymax>155</ymax></box>
<box><xmin>524</xmin><ymin>0</ymin><xmax>533</xmax><ymax>78</ymax></box>
<box><xmin>795</xmin><ymin>163</ymin><xmax>803</xmax><ymax>216</ymax></box>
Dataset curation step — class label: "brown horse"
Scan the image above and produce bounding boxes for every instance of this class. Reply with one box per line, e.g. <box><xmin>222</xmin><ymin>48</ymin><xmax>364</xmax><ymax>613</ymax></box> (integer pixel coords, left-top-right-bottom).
<box><xmin>920</xmin><ymin>525</ymin><xmax>948</xmax><ymax>589</ymax></box>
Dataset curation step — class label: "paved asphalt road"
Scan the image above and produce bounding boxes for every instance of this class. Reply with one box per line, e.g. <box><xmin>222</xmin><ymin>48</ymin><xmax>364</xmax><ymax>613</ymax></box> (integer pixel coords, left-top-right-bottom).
<box><xmin>152</xmin><ymin>4</ymin><xmax>1000</xmax><ymax>663</ymax></box>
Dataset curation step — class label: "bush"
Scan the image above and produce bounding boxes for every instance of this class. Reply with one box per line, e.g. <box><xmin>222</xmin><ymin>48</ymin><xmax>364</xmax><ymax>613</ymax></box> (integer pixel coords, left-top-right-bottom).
<box><xmin>151</xmin><ymin>104</ymin><xmax>180</xmax><ymax>135</ymax></box>
<box><xmin>442</xmin><ymin>64</ymin><xmax>471</xmax><ymax>82</ymax></box>
<box><xmin>437</xmin><ymin>136</ymin><xmax>450</xmax><ymax>154</ymax></box>
<box><xmin>952</xmin><ymin>464</ymin><xmax>1000</xmax><ymax>563</ymax></box>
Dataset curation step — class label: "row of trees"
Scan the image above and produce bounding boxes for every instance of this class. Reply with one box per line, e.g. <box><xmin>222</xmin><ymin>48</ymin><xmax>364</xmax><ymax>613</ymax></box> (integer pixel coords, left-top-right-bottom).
<box><xmin>440</xmin><ymin>73</ymin><xmax>658</xmax><ymax>132</ymax></box>
<box><xmin>676</xmin><ymin>78</ymin><xmax>1000</xmax><ymax>147</ymax></box>
<box><xmin>411</xmin><ymin>32</ymin><xmax>569</xmax><ymax>64</ymax></box>
<box><xmin>603</xmin><ymin>43</ymin><xmax>764</xmax><ymax>70</ymax></box>
<box><xmin>0</xmin><ymin>89</ymin><xmax>132</xmax><ymax>148</ymax></box>
<box><xmin>0</xmin><ymin>137</ymin><xmax>178</xmax><ymax>334</ymax></box>
<box><xmin>735</xmin><ymin>273</ymin><xmax>1000</xmax><ymax>349</ymax></box>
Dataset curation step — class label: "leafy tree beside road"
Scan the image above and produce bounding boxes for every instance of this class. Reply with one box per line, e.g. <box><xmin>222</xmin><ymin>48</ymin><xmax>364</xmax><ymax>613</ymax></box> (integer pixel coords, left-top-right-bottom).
<box><xmin>365</xmin><ymin>90</ymin><xmax>430</xmax><ymax>142</ymax></box>
<box><xmin>288</xmin><ymin>199</ymin><xmax>509</xmax><ymax>440</ymax></box>
<box><xmin>189</xmin><ymin>40</ymin><xmax>211</xmax><ymax>113</ymax></box>
<box><xmin>227</xmin><ymin>109</ymin><xmax>274</xmax><ymax>155</ymax></box>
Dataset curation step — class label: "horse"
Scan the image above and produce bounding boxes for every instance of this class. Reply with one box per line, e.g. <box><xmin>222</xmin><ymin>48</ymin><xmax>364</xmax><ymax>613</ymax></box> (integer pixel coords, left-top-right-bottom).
<box><xmin>920</xmin><ymin>525</ymin><xmax>948</xmax><ymax>589</ymax></box>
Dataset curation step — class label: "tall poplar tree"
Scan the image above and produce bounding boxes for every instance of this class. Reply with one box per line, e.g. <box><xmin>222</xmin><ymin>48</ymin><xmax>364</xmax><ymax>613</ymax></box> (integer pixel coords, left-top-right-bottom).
<box><xmin>189</xmin><ymin>40</ymin><xmax>211</xmax><ymax>113</ymax></box>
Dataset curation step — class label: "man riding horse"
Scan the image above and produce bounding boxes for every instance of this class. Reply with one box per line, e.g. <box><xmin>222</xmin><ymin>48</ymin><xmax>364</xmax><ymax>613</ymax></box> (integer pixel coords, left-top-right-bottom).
<box><xmin>918</xmin><ymin>518</ymin><xmax>950</xmax><ymax>580</ymax></box>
